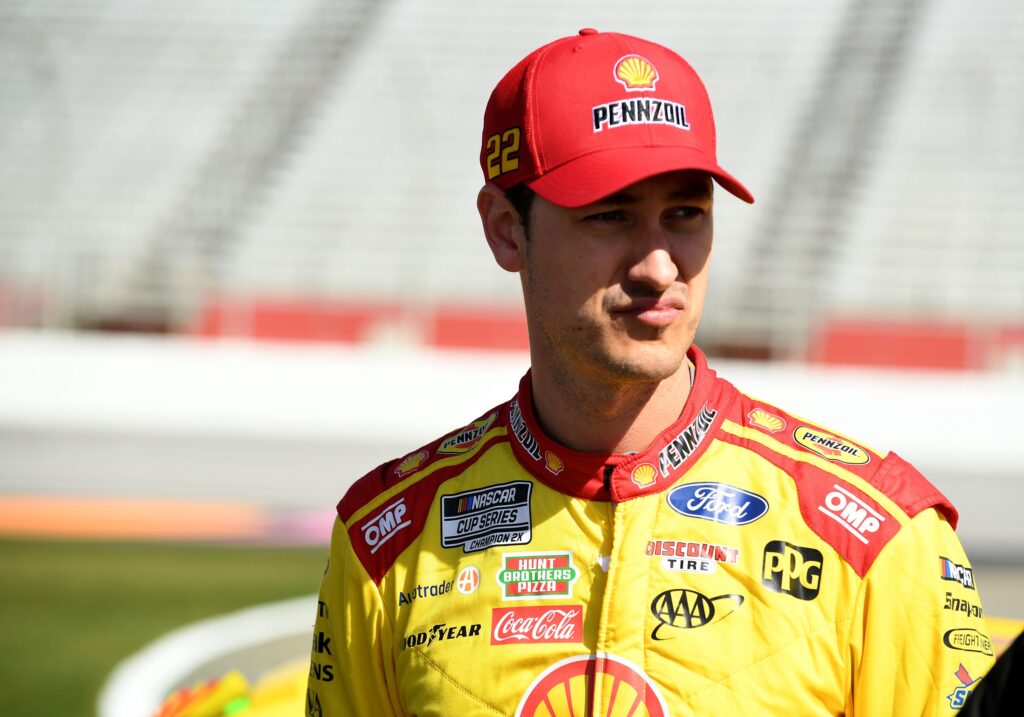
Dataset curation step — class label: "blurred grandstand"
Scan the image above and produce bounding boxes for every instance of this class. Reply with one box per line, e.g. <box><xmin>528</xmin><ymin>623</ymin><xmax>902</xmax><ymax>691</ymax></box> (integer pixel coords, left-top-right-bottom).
<box><xmin>1</xmin><ymin>0</ymin><xmax>1021</xmax><ymax>366</ymax></box>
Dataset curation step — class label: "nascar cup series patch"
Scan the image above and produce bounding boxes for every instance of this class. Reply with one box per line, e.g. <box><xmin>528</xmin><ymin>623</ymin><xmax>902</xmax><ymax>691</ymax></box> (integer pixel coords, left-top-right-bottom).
<box><xmin>440</xmin><ymin>481</ymin><xmax>532</xmax><ymax>553</ymax></box>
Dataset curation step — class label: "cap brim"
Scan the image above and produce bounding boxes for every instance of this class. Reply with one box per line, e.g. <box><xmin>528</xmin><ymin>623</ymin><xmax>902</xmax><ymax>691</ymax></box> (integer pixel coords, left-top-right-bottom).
<box><xmin>527</xmin><ymin>145</ymin><xmax>754</xmax><ymax>207</ymax></box>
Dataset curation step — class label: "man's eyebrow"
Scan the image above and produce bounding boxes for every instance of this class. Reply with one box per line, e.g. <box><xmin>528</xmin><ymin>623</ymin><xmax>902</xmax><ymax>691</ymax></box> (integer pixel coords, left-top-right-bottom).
<box><xmin>594</xmin><ymin>183</ymin><xmax>713</xmax><ymax>205</ymax></box>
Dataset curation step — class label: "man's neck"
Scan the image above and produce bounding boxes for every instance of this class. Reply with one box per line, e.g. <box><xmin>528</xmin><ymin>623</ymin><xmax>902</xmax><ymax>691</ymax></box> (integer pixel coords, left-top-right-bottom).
<box><xmin>529</xmin><ymin>359</ymin><xmax>694</xmax><ymax>454</ymax></box>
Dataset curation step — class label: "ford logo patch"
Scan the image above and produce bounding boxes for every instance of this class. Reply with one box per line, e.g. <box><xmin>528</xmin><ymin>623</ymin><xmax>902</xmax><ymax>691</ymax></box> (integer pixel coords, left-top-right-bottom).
<box><xmin>667</xmin><ymin>482</ymin><xmax>769</xmax><ymax>525</ymax></box>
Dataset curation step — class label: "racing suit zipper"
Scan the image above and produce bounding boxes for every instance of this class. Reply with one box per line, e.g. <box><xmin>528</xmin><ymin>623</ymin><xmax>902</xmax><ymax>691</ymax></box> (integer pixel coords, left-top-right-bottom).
<box><xmin>603</xmin><ymin>464</ymin><xmax>614</xmax><ymax>496</ymax></box>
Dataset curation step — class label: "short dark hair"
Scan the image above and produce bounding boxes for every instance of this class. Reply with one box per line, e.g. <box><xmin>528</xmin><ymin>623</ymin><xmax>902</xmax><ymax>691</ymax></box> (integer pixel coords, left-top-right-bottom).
<box><xmin>504</xmin><ymin>183</ymin><xmax>535</xmax><ymax>236</ymax></box>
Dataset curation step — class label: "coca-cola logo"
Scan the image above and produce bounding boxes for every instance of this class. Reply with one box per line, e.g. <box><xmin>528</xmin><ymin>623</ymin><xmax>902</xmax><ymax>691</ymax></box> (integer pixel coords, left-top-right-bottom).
<box><xmin>667</xmin><ymin>482</ymin><xmax>768</xmax><ymax>526</ymax></box>
<box><xmin>491</xmin><ymin>605</ymin><xmax>583</xmax><ymax>645</ymax></box>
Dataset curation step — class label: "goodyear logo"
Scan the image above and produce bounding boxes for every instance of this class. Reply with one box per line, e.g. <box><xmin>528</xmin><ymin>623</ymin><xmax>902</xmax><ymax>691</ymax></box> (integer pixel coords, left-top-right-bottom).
<box><xmin>794</xmin><ymin>427</ymin><xmax>869</xmax><ymax>465</ymax></box>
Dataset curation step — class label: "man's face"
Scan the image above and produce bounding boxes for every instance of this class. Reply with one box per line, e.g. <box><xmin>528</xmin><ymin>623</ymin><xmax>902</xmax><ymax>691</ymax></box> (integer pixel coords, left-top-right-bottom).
<box><xmin>520</xmin><ymin>170</ymin><xmax>714</xmax><ymax>386</ymax></box>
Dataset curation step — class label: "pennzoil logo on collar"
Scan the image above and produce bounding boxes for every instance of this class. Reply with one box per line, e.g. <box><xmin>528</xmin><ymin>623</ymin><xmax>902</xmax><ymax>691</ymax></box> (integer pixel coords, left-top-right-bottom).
<box><xmin>439</xmin><ymin>413</ymin><xmax>497</xmax><ymax>455</ymax></box>
<box><xmin>509</xmin><ymin>400</ymin><xmax>542</xmax><ymax>461</ymax></box>
<box><xmin>658</xmin><ymin>404</ymin><xmax>718</xmax><ymax>478</ymax></box>
<box><xmin>440</xmin><ymin>481</ymin><xmax>532</xmax><ymax>553</ymax></box>
<box><xmin>497</xmin><ymin>551</ymin><xmax>579</xmax><ymax>599</ymax></box>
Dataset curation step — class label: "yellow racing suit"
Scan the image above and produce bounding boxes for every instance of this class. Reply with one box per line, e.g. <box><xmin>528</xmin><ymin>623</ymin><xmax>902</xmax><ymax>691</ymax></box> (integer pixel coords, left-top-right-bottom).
<box><xmin>307</xmin><ymin>347</ymin><xmax>994</xmax><ymax>716</ymax></box>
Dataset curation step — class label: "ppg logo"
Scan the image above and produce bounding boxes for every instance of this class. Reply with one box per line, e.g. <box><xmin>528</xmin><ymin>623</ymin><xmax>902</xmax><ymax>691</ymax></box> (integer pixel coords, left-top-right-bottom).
<box><xmin>360</xmin><ymin>497</ymin><xmax>411</xmax><ymax>555</ymax></box>
<box><xmin>762</xmin><ymin>541</ymin><xmax>823</xmax><ymax>600</ymax></box>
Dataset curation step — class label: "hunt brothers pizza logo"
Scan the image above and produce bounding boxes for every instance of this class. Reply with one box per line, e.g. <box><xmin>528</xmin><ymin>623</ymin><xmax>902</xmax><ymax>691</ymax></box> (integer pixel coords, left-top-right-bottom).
<box><xmin>491</xmin><ymin>605</ymin><xmax>583</xmax><ymax>645</ymax></box>
<box><xmin>497</xmin><ymin>551</ymin><xmax>579</xmax><ymax>599</ymax></box>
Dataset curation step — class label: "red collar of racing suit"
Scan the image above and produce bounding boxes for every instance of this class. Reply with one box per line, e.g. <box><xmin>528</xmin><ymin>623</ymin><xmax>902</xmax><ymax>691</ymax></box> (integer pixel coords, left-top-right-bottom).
<box><xmin>505</xmin><ymin>345</ymin><xmax>737</xmax><ymax>503</ymax></box>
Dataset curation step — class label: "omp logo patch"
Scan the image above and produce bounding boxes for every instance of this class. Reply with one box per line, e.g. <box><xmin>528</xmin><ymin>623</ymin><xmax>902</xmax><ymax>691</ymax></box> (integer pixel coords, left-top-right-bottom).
<box><xmin>645</xmin><ymin>540</ymin><xmax>739</xmax><ymax>574</ymax></box>
<box><xmin>762</xmin><ymin>541</ymin><xmax>823</xmax><ymax>600</ymax></box>
<box><xmin>667</xmin><ymin>482</ymin><xmax>769</xmax><ymax>526</ymax></box>
<box><xmin>359</xmin><ymin>497</ymin><xmax>411</xmax><ymax>555</ymax></box>
<box><xmin>818</xmin><ymin>484</ymin><xmax>885</xmax><ymax>544</ymax></box>
<box><xmin>516</xmin><ymin>654</ymin><xmax>668</xmax><ymax>717</ymax></box>
<box><xmin>497</xmin><ymin>552</ymin><xmax>579</xmax><ymax>600</ymax></box>
<box><xmin>657</xmin><ymin>405</ymin><xmax>718</xmax><ymax>478</ymax></box>
<box><xmin>794</xmin><ymin>427</ymin><xmax>869</xmax><ymax>465</ymax></box>
<box><xmin>440</xmin><ymin>481</ymin><xmax>532</xmax><ymax>553</ymax></box>
<box><xmin>439</xmin><ymin>413</ymin><xmax>496</xmax><ymax>455</ymax></box>
<box><xmin>650</xmin><ymin>589</ymin><xmax>744</xmax><ymax>639</ymax></box>
<box><xmin>940</xmin><ymin>557</ymin><xmax>976</xmax><ymax>590</ymax></box>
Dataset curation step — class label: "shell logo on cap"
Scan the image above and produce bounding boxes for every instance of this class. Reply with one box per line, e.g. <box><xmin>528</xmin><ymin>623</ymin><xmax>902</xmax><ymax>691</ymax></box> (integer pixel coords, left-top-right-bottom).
<box><xmin>516</xmin><ymin>653</ymin><xmax>668</xmax><ymax>716</ymax></box>
<box><xmin>614</xmin><ymin>55</ymin><xmax>658</xmax><ymax>91</ymax></box>
<box><xmin>631</xmin><ymin>463</ymin><xmax>658</xmax><ymax>488</ymax></box>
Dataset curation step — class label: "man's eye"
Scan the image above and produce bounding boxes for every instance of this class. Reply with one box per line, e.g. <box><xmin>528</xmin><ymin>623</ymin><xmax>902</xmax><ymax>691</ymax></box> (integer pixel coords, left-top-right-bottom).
<box><xmin>672</xmin><ymin>206</ymin><xmax>704</xmax><ymax>219</ymax></box>
<box><xmin>584</xmin><ymin>210</ymin><xmax>625</xmax><ymax>223</ymax></box>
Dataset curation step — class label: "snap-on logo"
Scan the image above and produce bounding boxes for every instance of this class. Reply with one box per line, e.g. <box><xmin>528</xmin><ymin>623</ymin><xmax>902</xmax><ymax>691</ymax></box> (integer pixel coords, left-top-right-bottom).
<box><xmin>818</xmin><ymin>484</ymin><xmax>885</xmax><ymax>544</ymax></box>
<box><xmin>667</xmin><ymin>482</ymin><xmax>769</xmax><ymax>525</ymax></box>
<box><xmin>360</xmin><ymin>497</ymin><xmax>411</xmax><ymax>555</ymax></box>
<box><xmin>794</xmin><ymin>427</ymin><xmax>869</xmax><ymax>465</ymax></box>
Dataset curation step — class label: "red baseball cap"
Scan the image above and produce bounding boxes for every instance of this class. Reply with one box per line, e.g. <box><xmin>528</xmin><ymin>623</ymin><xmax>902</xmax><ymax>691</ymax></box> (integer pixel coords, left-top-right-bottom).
<box><xmin>481</xmin><ymin>28</ymin><xmax>753</xmax><ymax>207</ymax></box>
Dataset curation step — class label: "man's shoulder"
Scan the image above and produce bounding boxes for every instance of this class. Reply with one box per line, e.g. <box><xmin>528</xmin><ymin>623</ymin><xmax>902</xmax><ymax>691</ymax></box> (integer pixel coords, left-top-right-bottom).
<box><xmin>719</xmin><ymin>390</ymin><xmax>958</xmax><ymax>576</ymax></box>
<box><xmin>336</xmin><ymin>402</ymin><xmax>509</xmax><ymax>525</ymax></box>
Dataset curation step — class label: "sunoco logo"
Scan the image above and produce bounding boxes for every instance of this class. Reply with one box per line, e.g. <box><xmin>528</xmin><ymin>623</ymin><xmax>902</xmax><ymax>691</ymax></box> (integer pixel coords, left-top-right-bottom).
<box><xmin>650</xmin><ymin>588</ymin><xmax>743</xmax><ymax>639</ymax></box>
<box><xmin>794</xmin><ymin>427</ymin><xmax>869</xmax><ymax>465</ymax></box>
<box><xmin>762</xmin><ymin>541</ymin><xmax>823</xmax><ymax>600</ymax></box>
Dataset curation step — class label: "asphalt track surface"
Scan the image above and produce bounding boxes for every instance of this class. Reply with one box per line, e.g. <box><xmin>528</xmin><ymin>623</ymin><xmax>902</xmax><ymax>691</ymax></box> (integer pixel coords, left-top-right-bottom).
<box><xmin>2</xmin><ymin>427</ymin><xmax>1022</xmax><ymax>621</ymax></box>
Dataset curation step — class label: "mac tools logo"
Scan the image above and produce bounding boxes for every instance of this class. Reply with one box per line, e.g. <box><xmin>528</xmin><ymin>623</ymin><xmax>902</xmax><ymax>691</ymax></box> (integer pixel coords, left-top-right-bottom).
<box><xmin>667</xmin><ymin>482</ymin><xmax>769</xmax><ymax>525</ymax></box>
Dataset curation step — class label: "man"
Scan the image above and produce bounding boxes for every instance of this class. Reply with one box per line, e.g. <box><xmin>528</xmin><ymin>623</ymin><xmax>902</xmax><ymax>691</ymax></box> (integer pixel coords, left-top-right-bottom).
<box><xmin>307</xmin><ymin>29</ymin><xmax>993</xmax><ymax>715</ymax></box>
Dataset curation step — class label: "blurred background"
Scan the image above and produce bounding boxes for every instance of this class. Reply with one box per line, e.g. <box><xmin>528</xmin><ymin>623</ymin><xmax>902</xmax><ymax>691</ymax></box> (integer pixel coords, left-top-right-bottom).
<box><xmin>0</xmin><ymin>1</ymin><xmax>1022</xmax><ymax>715</ymax></box>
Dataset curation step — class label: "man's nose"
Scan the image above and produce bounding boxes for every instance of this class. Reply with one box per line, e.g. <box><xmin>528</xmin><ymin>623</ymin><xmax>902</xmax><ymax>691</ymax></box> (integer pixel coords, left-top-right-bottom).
<box><xmin>626</xmin><ymin>227</ymin><xmax>679</xmax><ymax>291</ymax></box>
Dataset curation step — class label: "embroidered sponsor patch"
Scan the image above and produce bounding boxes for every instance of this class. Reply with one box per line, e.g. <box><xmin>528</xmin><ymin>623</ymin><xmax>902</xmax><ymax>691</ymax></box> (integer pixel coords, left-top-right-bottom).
<box><xmin>645</xmin><ymin>539</ymin><xmax>739</xmax><ymax>574</ymax></box>
<box><xmin>439</xmin><ymin>413</ymin><xmax>496</xmax><ymax>455</ymax></box>
<box><xmin>794</xmin><ymin>426</ymin><xmax>869</xmax><ymax>465</ymax></box>
<box><xmin>943</xmin><ymin>628</ymin><xmax>993</xmax><ymax>656</ymax></box>
<box><xmin>359</xmin><ymin>497</ymin><xmax>412</xmax><ymax>555</ymax></box>
<box><xmin>817</xmin><ymin>484</ymin><xmax>885</xmax><ymax>544</ymax></box>
<box><xmin>940</xmin><ymin>557</ymin><xmax>976</xmax><ymax>590</ymax></box>
<box><xmin>497</xmin><ymin>551</ymin><xmax>578</xmax><ymax>599</ymax></box>
<box><xmin>509</xmin><ymin>400</ymin><xmax>542</xmax><ymax>461</ymax></box>
<box><xmin>516</xmin><ymin>654</ymin><xmax>668</xmax><ymax>717</ymax></box>
<box><xmin>491</xmin><ymin>605</ymin><xmax>583</xmax><ymax>645</ymax></box>
<box><xmin>440</xmin><ymin>481</ymin><xmax>532</xmax><ymax>553</ymax></box>
<box><xmin>944</xmin><ymin>592</ymin><xmax>984</xmax><ymax>619</ymax></box>
<box><xmin>667</xmin><ymin>482</ymin><xmax>769</xmax><ymax>525</ymax></box>
<box><xmin>398</xmin><ymin>579</ymin><xmax>453</xmax><ymax>607</ymax></box>
<box><xmin>456</xmin><ymin>566</ymin><xmax>481</xmax><ymax>595</ymax></box>
<box><xmin>946</xmin><ymin>664</ymin><xmax>977</xmax><ymax>710</ymax></box>
<box><xmin>762</xmin><ymin>541</ymin><xmax>823</xmax><ymax>600</ymax></box>
<box><xmin>650</xmin><ymin>588</ymin><xmax>744</xmax><ymax>639</ymax></box>
<box><xmin>401</xmin><ymin>622</ymin><xmax>481</xmax><ymax>651</ymax></box>
<box><xmin>657</xmin><ymin>404</ymin><xmax>718</xmax><ymax>478</ymax></box>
